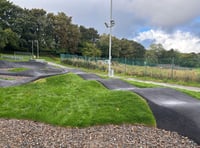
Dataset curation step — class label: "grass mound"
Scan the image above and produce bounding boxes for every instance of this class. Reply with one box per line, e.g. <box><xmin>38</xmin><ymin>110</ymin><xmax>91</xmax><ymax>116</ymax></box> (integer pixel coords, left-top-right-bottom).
<box><xmin>0</xmin><ymin>73</ymin><xmax>155</xmax><ymax>127</ymax></box>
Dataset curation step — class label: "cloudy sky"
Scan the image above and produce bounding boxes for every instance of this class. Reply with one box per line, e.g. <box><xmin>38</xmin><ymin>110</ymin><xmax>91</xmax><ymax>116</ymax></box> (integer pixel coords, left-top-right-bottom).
<box><xmin>9</xmin><ymin>0</ymin><xmax>200</xmax><ymax>53</ymax></box>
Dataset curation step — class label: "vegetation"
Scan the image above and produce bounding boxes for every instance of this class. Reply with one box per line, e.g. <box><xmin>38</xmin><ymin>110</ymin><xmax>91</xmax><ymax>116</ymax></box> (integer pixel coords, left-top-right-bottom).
<box><xmin>8</xmin><ymin>67</ymin><xmax>29</xmax><ymax>72</ymax></box>
<box><xmin>0</xmin><ymin>0</ymin><xmax>146</xmax><ymax>59</ymax></box>
<box><xmin>61</xmin><ymin>57</ymin><xmax>200</xmax><ymax>87</ymax></box>
<box><xmin>126</xmin><ymin>80</ymin><xmax>160</xmax><ymax>88</ymax></box>
<box><xmin>178</xmin><ymin>89</ymin><xmax>200</xmax><ymax>101</ymax></box>
<box><xmin>0</xmin><ymin>73</ymin><xmax>156</xmax><ymax>127</ymax></box>
<box><xmin>2</xmin><ymin>0</ymin><xmax>200</xmax><ymax>68</ymax></box>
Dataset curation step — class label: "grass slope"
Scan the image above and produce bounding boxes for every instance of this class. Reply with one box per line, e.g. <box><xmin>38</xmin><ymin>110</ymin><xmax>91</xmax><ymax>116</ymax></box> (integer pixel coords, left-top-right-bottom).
<box><xmin>0</xmin><ymin>73</ymin><xmax>156</xmax><ymax>127</ymax></box>
<box><xmin>178</xmin><ymin>89</ymin><xmax>200</xmax><ymax>101</ymax></box>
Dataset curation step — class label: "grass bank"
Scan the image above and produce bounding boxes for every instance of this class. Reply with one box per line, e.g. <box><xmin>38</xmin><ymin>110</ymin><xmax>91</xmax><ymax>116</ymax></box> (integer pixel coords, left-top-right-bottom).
<box><xmin>126</xmin><ymin>79</ymin><xmax>200</xmax><ymax>101</ymax></box>
<box><xmin>0</xmin><ymin>73</ymin><xmax>156</xmax><ymax>127</ymax></box>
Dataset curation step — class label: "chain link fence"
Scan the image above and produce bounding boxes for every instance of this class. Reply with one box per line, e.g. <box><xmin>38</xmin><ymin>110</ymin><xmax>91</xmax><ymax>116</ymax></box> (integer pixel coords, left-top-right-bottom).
<box><xmin>60</xmin><ymin>54</ymin><xmax>200</xmax><ymax>83</ymax></box>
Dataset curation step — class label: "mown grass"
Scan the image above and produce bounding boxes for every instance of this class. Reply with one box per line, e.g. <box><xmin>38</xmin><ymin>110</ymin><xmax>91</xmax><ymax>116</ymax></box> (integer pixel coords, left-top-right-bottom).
<box><xmin>127</xmin><ymin>80</ymin><xmax>200</xmax><ymax>102</ymax></box>
<box><xmin>0</xmin><ymin>73</ymin><xmax>156</xmax><ymax>127</ymax></box>
<box><xmin>178</xmin><ymin>89</ymin><xmax>200</xmax><ymax>101</ymax></box>
<box><xmin>126</xmin><ymin>80</ymin><xmax>160</xmax><ymax>88</ymax></box>
<box><xmin>8</xmin><ymin>67</ymin><xmax>29</xmax><ymax>72</ymax></box>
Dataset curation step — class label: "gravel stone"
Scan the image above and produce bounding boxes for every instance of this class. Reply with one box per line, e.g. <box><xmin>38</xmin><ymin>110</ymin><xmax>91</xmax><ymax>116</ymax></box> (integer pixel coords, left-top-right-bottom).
<box><xmin>0</xmin><ymin>119</ymin><xmax>199</xmax><ymax>147</ymax></box>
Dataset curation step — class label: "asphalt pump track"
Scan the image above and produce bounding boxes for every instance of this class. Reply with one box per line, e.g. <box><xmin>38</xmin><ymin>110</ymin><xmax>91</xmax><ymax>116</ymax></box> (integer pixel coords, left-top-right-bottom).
<box><xmin>76</xmin><ymin>72</ymin><xmax>200</xmax><ymax>145</ymax></box>
<box><xmin>0</xmin><ymin>60</ymin><xmax>68</xmax><ymax>87</ymax></box>
<box><xmin>1</xmin><ymin>60</ymin><xmax>200</xmax><ymax>144</ymax></box>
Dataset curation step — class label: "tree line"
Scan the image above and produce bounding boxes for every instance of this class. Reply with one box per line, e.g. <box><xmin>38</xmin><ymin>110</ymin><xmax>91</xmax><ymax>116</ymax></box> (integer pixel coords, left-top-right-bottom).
<box><xmin>0</xmin><ymin>0</ymin><xmax>200</xmax><ymax>68</ymax></box>
<box><xmin>0</xmin><ymin>0</ymin><xmax>145</xmax><ymax>58</ymax></box>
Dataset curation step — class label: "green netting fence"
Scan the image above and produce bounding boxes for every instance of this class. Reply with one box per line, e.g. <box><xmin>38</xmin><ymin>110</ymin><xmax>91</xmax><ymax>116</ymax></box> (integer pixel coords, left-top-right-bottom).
<box><xmin>60</xmin><ymin>54</ymin><xmax>200</xmax><ymax>83</ymax></box>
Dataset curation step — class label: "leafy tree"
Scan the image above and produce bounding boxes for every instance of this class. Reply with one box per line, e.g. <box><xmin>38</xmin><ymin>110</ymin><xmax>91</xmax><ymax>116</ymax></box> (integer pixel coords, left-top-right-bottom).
<box><xmin>0</xmin><ymin>0</ymin><xmax>16</xmax><ymax>28</ymax></box>
<box><xmin>119</xmin><ymin>38</ymin><xmax>145</xmax><ymax>58</ymax></box>
<box><xmin>81</xmin><ymin>42</ymin><xmax>101</xmax><ymax>57</ymax></box>
<box><xmin>29</xmin><ymin>9</ymin><xmax>47</xmax><ymax>50</ymax></box>
<box><xmin>0</xmin><ymin>27</ymin><xmax>7</xmax><ymax>51</ymax></box>
<box><xmin>96</xmin><ymin>34</ymin><xmax>109</xmax><ymax>57</ymax></box>
<box><xmin>4</xmin><ymin>28</ymin><xmax>19</xmax><ymax>51</ymax></box>
<box><xmin>145</xmin><ymin>43</ymin><xmax>166</xmax><ymax>64</ymax></box>
<box><xmin>50</xmin><ymin>12</ymin><xmax>80</xmax><ymax>54</ymax></box>
<box><xmin>79</xmin><ymin>26</ymin><xmax>99</xmax><ymax>43</ymax></box>
<box><xmin>178</xmin><ymin>53</ymin><xmax>200</xmax><ymax>67</ymax></box>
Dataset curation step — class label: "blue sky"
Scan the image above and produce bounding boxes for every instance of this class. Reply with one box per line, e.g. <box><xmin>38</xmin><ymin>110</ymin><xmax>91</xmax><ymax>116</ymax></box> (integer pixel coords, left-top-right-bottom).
<box><xmin>9</xmin><ymin>0</ymin><xmax>200</xmax><ymax>53</ymax></box>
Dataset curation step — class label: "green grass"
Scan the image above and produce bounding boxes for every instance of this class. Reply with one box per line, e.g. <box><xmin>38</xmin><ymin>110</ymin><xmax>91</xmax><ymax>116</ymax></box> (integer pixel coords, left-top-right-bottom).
<box><xmin>126</xmin><ymin>79</ymin><xmax>200</xmax><ymax>102</ymax></box>
<box><xmin>0</xmin><ymin>73</ymin><xmax>156</xmax><ymax>127</ymax></box>
<box><xmin>0</xmin><ymin>76</ymin><xmax>15</xmax><ymax>80</ymax></box>
<box><xmin>178</xmin><ymin>89</ymin><xmax>200</xmax><ymax>101</ymax></box>
<box><xmin>8</xmin><ymin>67</ymin><xmax>29</xmax><ymax>72</ymax></box>
<box><xmin>126</xmin><ymin>80</ymin><xmax>160</xmax><ymax>88</ymax></box>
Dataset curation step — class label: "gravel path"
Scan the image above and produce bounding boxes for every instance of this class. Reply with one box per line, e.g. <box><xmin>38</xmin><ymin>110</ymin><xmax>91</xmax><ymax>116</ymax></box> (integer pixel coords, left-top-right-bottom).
<box><xmin>0</xmin><ymin>119</ymin><xmax>199</xmax><ymax>147</ymax></box>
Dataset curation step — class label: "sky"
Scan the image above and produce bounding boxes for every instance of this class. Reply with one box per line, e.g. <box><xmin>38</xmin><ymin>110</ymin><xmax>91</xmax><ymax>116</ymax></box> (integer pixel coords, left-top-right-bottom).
<box><xmin>9</xmin><ymin>0</ymin><xmax>200</xmax><ymax>53</ymax></box>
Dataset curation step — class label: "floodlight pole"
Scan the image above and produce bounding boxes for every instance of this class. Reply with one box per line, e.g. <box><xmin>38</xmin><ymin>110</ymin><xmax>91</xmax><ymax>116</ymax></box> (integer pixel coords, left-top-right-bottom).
<box><xmin>36</xmin><ymin>40</ymin><xmax>39</xmax><ymax>58</ymax></box>
<box><xmin>31</xmin><ymin>40</ymin><xmax>34</xmax><ymax>58</ymax></box>
<box><xmin>105</xmin><ymin>0</ymin><xmax>114</xmax><ymax>77</ymax></box>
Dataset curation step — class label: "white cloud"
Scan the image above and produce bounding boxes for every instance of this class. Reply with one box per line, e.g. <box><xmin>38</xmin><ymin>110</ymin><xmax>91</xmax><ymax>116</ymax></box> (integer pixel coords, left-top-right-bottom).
<box><xmin>134</xmin><ymin>30</ymin><xmax>200</xmax><ymax>53</ymax></box>
<box><xmin>8</xmin><ymin>0</ymin><xmax>200</xmax><ymax>39</ymax></box>
<box><xmin>126</xmin><ymin>0</ymin><xmax>200</xmax><ymax>28</ymax></box>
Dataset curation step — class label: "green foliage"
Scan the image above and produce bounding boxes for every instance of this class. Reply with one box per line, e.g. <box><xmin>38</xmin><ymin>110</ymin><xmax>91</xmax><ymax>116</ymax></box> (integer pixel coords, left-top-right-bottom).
<box><xmin>96</xmin><ymin>34</ymin><xmax>146</xmax><ymax>59</ymax></box>
<box><xmin>79</xmin><ymin>25</ymin><xmax>99</xmax><ymax>43</ymax></box>
<box><xmin>0</xmin><ymin>27</ymin><xmax>19</xmax><ymax>51</ymax></box>
<box><xmin>4</xmin><ymin>28</ymin><xmax>19</xmax><ymax>50</ymax></box>
<box><xmin>81</xmin><ymin>42</ymin><xmax>101</xmax><ymax>57</ymax></box>
<box><xmin>0</xmin><ymin>73</ymin><xmax>155</xmax><ymax>127</ymax></box>
<box><xmin>0</xmin><ymin>27</ymin><xmax>7</xmax><ymax>50</ymax></box>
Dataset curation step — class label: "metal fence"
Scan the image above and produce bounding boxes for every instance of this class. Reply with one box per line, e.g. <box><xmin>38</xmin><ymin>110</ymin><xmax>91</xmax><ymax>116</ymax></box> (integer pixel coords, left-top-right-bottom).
<box><xmin>60</xmin><ymin>54</ymin><xmax>200</xmax><ymax>82</ymax></box>
<box><xmin>61</xmin><ymin>54</ymin><xmax>200</xmax><ymax>68</ymax></box>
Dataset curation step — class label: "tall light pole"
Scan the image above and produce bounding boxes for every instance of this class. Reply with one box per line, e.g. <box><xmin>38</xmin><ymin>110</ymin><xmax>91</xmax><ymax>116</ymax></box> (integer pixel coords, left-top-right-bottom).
<box><xmin>105</xmin><ymin>0</ymin><xmax>115</xmax><ymax>77</ymax></box>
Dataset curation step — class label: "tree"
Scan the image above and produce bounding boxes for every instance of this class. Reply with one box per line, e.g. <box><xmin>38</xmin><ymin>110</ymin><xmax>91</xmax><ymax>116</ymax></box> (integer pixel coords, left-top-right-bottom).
<box><xmin>119</xmin><ymin>38</ymin><xmax>132</xmax><ymax>57</ymax></box>
<box><xmin>0</xmin><ymin>0</ymin><xmax>17</xmax><ymax>29</ymax></box>
<box><xmin>81</xmin><ymin>42</ymin><xmax>101</xmax><ymax>57</ymax></box>
<box><xmin>4</xmin><ymin>28</ymin><xmax>19</xmax><ymax>51</ymax></box>
<box><xmin>29</xmin><ymin>9</ymin><xmax>47</xmax><ymax>50</ymax></box>
<box><xmin>50</xmin><ymin>12</ymin><xmax>80</xmax><ymax>54</ymax></box>
<box><xmin>67</xmin><ymin>24</ymin><xmax>80</xmax><ymax>54</ymax></box>
<box><xmin>178</xmin><ymin>53</ymin><xmax>200</xmax><ymax>67</ymax></box>
<box><xmin>145</xmin><ymin>43</ymin><xmax>166</xmax><ymax>65</ymax></box>
<box><xmin>119</xmin><ymin>38</ymin><xmax>145</xmax><ymax>59</ymax></box>
<box><xmin>79</xmin><ymin>26</ymin><xmax>99</xmax><ymax>43</ymax></box>
<box><xmin>0</xmin><ymin>27</ymin><xmax>7</xmax><ymax>51</ymax></box>
<box><xmin>96</xmin><ymin>34</ymin><xmax>109</xmax><ymax>57</ymax></box>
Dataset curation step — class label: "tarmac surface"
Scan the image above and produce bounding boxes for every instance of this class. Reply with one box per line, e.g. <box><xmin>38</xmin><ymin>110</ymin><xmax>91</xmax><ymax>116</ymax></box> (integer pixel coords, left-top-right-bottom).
<box><xmin>76</xmin><ymin>72</ymin><xmax>200</xmax><ymax>145</ymax></box>
<box><xmin>1</xmin><ymin>60</ymin><xmax>200</xmax><ymax>144</ymax></box>
<box><xmin>0</xmin><ymin>60</ymin><xmax>68</xmax><ymax>87</ymax></box>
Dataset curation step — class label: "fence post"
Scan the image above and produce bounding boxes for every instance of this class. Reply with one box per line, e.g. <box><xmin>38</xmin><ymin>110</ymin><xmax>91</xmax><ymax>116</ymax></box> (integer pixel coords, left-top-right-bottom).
<box><xmin>171</xmin><ymin>57</ymin><xmax>174</xmax><ymax>79</ymax></box>
<box><xmin>144</xmin><ymin>60</ymin><xmax>147</xmax><ymax>76</ymax></box>
<box><xmin>125</xmin><ymin>57</ymin><xmax>127</xmax><ymax>74</ymax></box>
